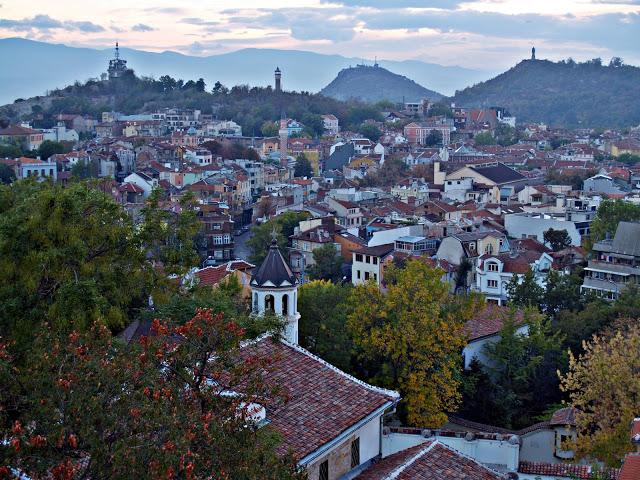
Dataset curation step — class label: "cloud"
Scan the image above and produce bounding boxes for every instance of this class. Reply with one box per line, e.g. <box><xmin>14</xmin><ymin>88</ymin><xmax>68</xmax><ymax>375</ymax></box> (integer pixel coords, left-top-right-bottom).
<box><xmin>0</xmin><ymin>14</ymin><xmax>104</xmax><ymax>32</ymax></box>
<box><xmin>321</xmin><ymin>0</ymin><xmax>461</xmax><ymax>7</ymax></box>
<box><xmin>180</xmin><ymin>17</ymin><xmax>220</xmax><ymax>27</ymax></box>
<box><xmin>132</xmin><ymin>23</ymin><xmax>154</xmax><ymax>32</ymax></box>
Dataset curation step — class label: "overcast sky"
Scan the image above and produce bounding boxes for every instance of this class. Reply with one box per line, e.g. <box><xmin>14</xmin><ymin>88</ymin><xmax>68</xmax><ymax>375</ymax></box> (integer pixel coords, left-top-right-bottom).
<box><xmin>1</xmin><ymin>0</ymin><xmax>638</xmax><ymax>69</ymax></box>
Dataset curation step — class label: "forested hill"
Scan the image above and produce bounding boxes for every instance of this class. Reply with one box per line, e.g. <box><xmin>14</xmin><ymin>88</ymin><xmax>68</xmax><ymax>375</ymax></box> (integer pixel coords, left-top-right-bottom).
<box><xmin>320</xmin><ymin>65</ymin><xmax>443</xmax><ymax>103</ymax></box>
<box><xmin>0</xmin><ymin>73</ymin><xmax>387</xmax><ymax>135</ymax></box>
<box><xmin>451</xmin><ymin>59</ymin><xmax>640</xmax><ymax>128</ymax></box>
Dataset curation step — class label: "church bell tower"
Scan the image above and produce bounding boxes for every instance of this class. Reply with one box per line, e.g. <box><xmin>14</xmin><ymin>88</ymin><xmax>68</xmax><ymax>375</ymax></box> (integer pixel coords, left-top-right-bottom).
<box><xmin>250</xmin><ymin>237</ymin><xmax>300</xmax><ymax>344</ymax></box>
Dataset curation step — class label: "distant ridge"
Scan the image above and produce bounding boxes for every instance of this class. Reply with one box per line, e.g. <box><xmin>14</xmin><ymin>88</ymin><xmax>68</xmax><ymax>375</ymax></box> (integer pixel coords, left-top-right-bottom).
<box><xmin>0</xmin><ymin>38</ymin><xmax>486</xmax><ymax>105</ymax></box>
<box><xmin>320</xmin><ymin>65</ymin><xmax>443</xmax><ymax>103</ymax></box>
<box><xmin>451</xmin><ymin>58</ymin><xmax>640</xmax><ymax>128</ymax></box>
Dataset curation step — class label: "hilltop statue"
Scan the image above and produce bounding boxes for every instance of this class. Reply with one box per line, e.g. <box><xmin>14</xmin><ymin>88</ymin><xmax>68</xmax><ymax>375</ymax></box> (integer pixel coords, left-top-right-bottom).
<box><xmin>531</xmin><ymin>46</ymin><xmax>536</xmax><ymax>61</ymax></box>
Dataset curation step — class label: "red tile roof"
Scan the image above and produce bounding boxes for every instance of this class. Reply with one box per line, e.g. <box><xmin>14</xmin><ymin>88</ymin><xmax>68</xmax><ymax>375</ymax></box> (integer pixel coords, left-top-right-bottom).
<box><xmin>465</xmin><ymin>304</ymin><xmax>525</xmax><ymax>341</ymax></box>
<box><xmin>550</xmin><ymin>406</ymin><xmax>576</xmax><ymax>426</ymax></box>
<box><xmin>118</xmin><ymin>182</ymin><xmax>145</xmax><ymax>194</ymax></box>
<box><xmin>356</xmin><ymin>441</ymin><xmax>504</xmax><ymax>479</ymax></box>
<box><xmin>195</xmin><ymin>265</ymin><xmax>230</xmax><ymax>286</ymax></box>
<box><xmin>519</xmin><ymin>461</ymin><xmax>619</xmax><ymax>479</ymax></box>
<box><xmin>242</xmin><ymin>337</ymin><xmax>398</xmax><ymax>461</ymax></box>
<box><xmin>620</xmin><ymin>453</ymin><xmax>640</xmax><ymax>480</ymax></box>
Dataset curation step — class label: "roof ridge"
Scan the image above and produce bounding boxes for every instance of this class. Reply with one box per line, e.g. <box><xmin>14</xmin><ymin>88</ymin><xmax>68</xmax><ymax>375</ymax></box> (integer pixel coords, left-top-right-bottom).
<box><xmin>279</xmin><ymin>338</ymin><xmax>400</xmax><ymax>400</ymax></box>
<box><xmin>385</xmin><ymin>441</ymin><xmax>437</xmax><ymax>480</ymax></box>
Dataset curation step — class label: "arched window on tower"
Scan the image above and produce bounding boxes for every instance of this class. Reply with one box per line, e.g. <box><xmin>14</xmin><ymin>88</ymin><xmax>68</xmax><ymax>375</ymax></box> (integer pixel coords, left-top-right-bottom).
<box><xmin>265</xmin><ymin>294</ymin><xmax>275</xmax><ymax>313</ymax></box>
<box><xmin>282</xmin><ymin>294</ymin><xmax>289</xmax><ymax>316</ymax></box>
<box><xmin>253</xmin><ymin>293</ymin><xmax>258</xmax><ymax>312</ymax></box>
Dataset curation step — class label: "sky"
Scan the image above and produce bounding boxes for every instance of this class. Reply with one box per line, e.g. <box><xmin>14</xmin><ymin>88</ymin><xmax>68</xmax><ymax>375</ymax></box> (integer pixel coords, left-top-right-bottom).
<box><xmin>0</xmin><ymin>0</ymin><xmax>639</xmax><ymax>69</ymax></box>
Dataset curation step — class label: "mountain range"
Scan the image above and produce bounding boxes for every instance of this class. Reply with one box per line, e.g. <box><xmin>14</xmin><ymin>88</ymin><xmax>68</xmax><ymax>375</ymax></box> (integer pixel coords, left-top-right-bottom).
<box><xmin>320</xmin><ymin>65</ymin><xmax>443</xmax><ymax>103</ymax></box>
<box><xmin>0</xmin><ymin>38</ymin><xmax>487</xmax><ymax>106</ymax></box>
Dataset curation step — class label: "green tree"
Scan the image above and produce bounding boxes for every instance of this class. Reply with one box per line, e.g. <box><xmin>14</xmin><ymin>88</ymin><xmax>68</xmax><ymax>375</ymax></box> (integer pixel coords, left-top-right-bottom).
<box><xmin>423</xmin><ymin>129</ymin><xmax>442</xmax><ymax>147</ymax></box>
<box><xmin>458</xmin><ymin>358</ymin><xmax>502</xmax><ymax>426</ymax></box>
<box><xmin>495</xmin><ymin>123</ymin><xmax>519</xmax><ymax>146</ymax></box>
<box><xmin>261</xmin><ymin>121</ymin><xmax>279</xmax><ymax>137</ymax></box>
<box><xmin>428</xmin><ymin>102</ymin><xmax>453</xmax><ymax>118</ymax></box>
<box><xmin>543</xmin><ymin>227</ymin><xmax>572</xmax><ymax>251</ymax></box>
<box><xmin>347</xmin><ymin>260</ymin><xmax>480</xmax><ymax>426</ymax></box>
<box><xmin>306</xmin><ymin>244</ymin><xmax>343</xmax><ymax>283</ymax></box>
<box><xmin>0</xmin><ymin>310</ymin><xmax>303</xmax><ymax>479</ymax></box>
<box><xmin>358</xmin><ymin>123</ymin><xmax>382</xmax><ymax>142</ymax></box>
<box><xmin>294</xmin><ymin>154</ymin><xmax>313</xmax><ymax>178</ymax></box>
<box><xmin>616</xmin><ymin>153</ymin><xmax>640</xmax><ymax>165</ymax></box>
<box><xmin>590</xmin><ymin>199</ymin><xmax>640</xmax><ymax>244</ymax></box>
<box><xmin>485</xmin><ymin>309</ymin><xmax>566</xmax><ymax>428</ymax></box>
<box><xmin>0</xmin><ymin>143</ymin><xmax>22</xmax><ymax>158</ymax></box>
<box><xmin>247</xmin><ymin>211</ymin><xmax>309</xmax><ymax>264</ymax></box>
<box><xmin>0</xmin><ymin>181</ymin><xmax>199</xmax><ymax>353</ymax></box>
<box><xmin>544</xmin><ymin>269</ymin><xmax>583</xmax><ymax>319</ymax></box>
<box><xmin>298</xmin><ymin>280</ymin><xmax>352</xmax><ymax>371</ymax></box>
<box><xmin>37</xmin><ymin>140</ymin><xmax>66</xmax><ymax>160</ymax></box>
<box><xmin>506</xmin><ymin>269</ymin><xmax>544</xmax><ymax>309</ymax></box>
<box><xmin>301</xmin><ymin>113</ymin><xmax>324</xmax><ymax>138</ymax></box>
<box><xmin>560</xmin><ymin>324</ymin><xmax>640</xmax><ymax>467</ymax></box>
<box><xmin>474</xmin><ymin>131</ymin><xmax>495</xmax><ymax>146</ymax></box>
<box><xmin>70</xmin><ymin>159</ymin><xmax>100</xmax><ymax>179</ymax></box>
<box><xmin>0</xmin><ymin>164</ymin><xmax>15</xmax><ymax>184</ymax></box>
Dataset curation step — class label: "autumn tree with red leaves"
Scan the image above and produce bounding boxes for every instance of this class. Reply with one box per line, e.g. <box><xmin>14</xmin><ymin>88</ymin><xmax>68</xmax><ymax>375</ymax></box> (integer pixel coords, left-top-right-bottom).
<box><xmin>0</xmin><ymin>310</ymin><xmax>304</xmax><ymax>480</ymax></box>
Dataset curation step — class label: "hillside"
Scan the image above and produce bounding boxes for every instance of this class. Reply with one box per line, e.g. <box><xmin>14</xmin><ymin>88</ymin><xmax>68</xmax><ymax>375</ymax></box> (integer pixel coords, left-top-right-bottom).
<box><xmin>320</xmin><ymin>65</ymin><xmax>443</xmax><ymax>103</ymax></box>
<box><xmin>451</xmin><ymin>59</ymin><xmax>640</xmax><ymax>128</ymax></box>
<box><xmin>0</xmin><ymin>38</ymin><xmax>488</xmax><ymax>105</ymax></box>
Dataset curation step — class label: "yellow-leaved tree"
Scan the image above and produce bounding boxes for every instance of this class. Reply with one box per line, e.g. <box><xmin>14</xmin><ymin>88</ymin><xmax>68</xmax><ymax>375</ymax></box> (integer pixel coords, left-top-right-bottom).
<box><xmin>347</xmin><ymin>259</ymin><xmax>480</xmax><ymax>427</ymax></box>
<box><xmin>559</xmin><ymin>323</ymin><xmax>640</xmax><ymax>467</ymax></box>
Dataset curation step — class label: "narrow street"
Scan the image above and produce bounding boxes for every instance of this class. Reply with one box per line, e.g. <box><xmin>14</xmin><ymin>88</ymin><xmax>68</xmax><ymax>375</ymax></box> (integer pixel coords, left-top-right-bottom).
<box><xmin>234</xmin><ymin>230</ymin><xmax>253</xmax><ymax>262</ymax></box>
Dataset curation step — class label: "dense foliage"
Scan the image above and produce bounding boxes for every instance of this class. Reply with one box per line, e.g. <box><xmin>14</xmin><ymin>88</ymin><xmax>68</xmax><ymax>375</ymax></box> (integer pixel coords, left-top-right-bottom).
<box><xmin>0</xmin><ymin>310</ymin><xmax>303</xmax><ymax>479</ymax></box>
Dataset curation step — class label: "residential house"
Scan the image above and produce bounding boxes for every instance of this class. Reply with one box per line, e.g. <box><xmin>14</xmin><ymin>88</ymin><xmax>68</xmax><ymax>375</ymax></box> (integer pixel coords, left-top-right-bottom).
<box><xmin>445</xmin><ymin>162</ymin><xmax>529</xmax><ymax>203</ymax></box>
<box><xmin>123</xmin><ymin>171</ymin><xmax>156</xmax><ymax>197</ymax></box>
<box><xmin>198</xmin><ymin>205</ymin><xmax>235</xmax><ymax>263</ymax></box>
<box><xmin>321</xmin><ymin>114</ymin><xmax>340</xmax><ymax>134</ymax></box>
<box><xmin>17</xmin><ymin>157</ymin><xmax>57</xmax><ymax>181</ymax></box>
<box><xmin>351</xmin><ymin>243</ymin><xmax>394</xmax><ymax>286</ymax></box>
<box><xmin>390</xmin><ymin>178</ymin><xmax>430</xmax><ymax>204</ymax></box>
<box><xmin>325</xmin><ymin>196</ymin><xmax>363</xmax><ymax>228</ymax></box>
<box><xmin>463</xmin><ymin>304</ymin><xmax>529</xmax><ymax>369</ymax></box>
<box><xmin>504</xmin><ymin>212</ymin><xmax>586</xmax><ymax>247</ymax></box>
<box><xmin>582</xmin><ymin>221</ymin><xmax>640</xmax><ymax>300</ymax></box>
<box><xmin>475</xmin><ymin>250</ymin><xmax>554</xmax><ymax>305</ymax></box>
<box><xmin>289</xmin><ymin>218</ymin><xmax>340</xmax><ymax>279</ymax></box>
<box><xmin>0</xmin><ymin>125</ymin><xmax>44</xmax><ymax>151</ymax></box>
<box><xmin>42</xmin><ymin>122</ymin><xmax>79</xmax><ymax>143</ymax></box>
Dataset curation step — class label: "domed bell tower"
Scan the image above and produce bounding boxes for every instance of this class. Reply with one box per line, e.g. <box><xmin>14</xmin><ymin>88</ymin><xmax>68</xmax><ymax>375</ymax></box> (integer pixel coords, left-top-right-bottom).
<box><xmin>250</xmin><ymin>236</ymin><xmax>300</xmax><ymax>344</ymax></box>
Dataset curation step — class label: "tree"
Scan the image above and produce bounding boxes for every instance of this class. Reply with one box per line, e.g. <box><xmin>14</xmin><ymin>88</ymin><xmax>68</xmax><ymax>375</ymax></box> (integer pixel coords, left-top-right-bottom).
<box><xmin>261</xmin><ymin>121</ymin><xmax>279</xmax><ymax>137</ymax></box>
<box><xmin>358</xmin><ymin>123</ymin><xmax>381</xmax><ymax>142</ymax></box>
<box><xmin>195</xmin><ymin>78</ymin><xmax>206</xmax><ymax>92</ymax></box>
<box><xmin>544</xmin><ymin>269</ymin><xmax>583</xmax><ymax>319</ymax></box>
<box><xmin>560</xmin><ymin>324</ymin><xmax>640</xmax><ymax>466</ymax></box>
<box><xmin>0</xmin><ymin>144</ymin><xmax>22</xmax><ymax>158</ymax></box>
<box><xmin>301</xmin><ymin>113</ymin><xmax>324</xmax><ymax>138</ymax></box>
<box><xmin>0</xmin><ymin>164</ymin><xmax>15</xmax><ymax>184</ymax></box>
<box><xmin>37</xmin><ymin>140</ymin><xmax>66</xmax><ymax>160</ymax></box>
<box><xmin>0</xmin><ymin>181</ymin><xmax>199</xmax><ymax>353</ymax></box>
<box><xmin>0</xmin><ymin>310</ymin><xmax>303</xmax><ymax>479</ymax></box>
<box><xmin>543</xmin><ymin>228</ymin><xmax>572</xmax><ymax>251</ymax></box>
<box><xmin>298</xmin><ymin>280</ymin><xmax>352</xmax><ymax>371</ymax></box>
<box><xmin>347</xmin><ymin>260</ymin><xmax>480</xmax><ymax>426</ymax></box>
<box><xmin>212</xmin><ymin>81</ymin><xmax>228</xmax><ymax>95</ymax></box>
<box><xmin>474</xmin><ymin>131</ymin><xmax>495</xmax><ymax>146</ymax></box>
<box><xmin>423</xmin><ymin>129</ymin><xmax>442</xmax><ymax>147</ymax></box>
<box><xmin>158</xmin><ymin>75</ymin><xmax>177</xmax><ymax>92</ymax></box>
<box><xmin>506</xmin><ymin>269</ymin><xmax>544</xmax><ymax>309</ymax></box>
<box><xmin>484</xmin><ymin>309</ymin><xmax>566</xmax><ymax>429</ymax></box>
<box><xmin>617</xmin><ymin>153</ymin><xmax>640</xmax><ymax>165</ymax></box>
<box><xmin>590</xmin><ymin>199</ymin><xmax>640</xmax><ymax>244</ymax></box>
<box><xmin>293</xmin><ymin>154</ymin><xmax>313</xmax><ymax>178</ymax></box>
<box><xmin>428</xmin><ymin>102</ymin><xmax>452</xmax><ymax>118</ymax></box>
<box><xmin>247</xmin><ymin>211</ymin><xmax>309</xmax><ymax>264</ymax></box>
<box><xmin>70</xmin><ymin>158</ymin><xmax>100</xmax><ymax>179</ymax></box>
<box><xmin>495</xmin><ymin>123</ymin><xmax>519</xmax><ymax>146</ymax></box>
<box><xmin>454</xmin><ymin>258</ymin><xmax>472</xmax><ymax>293</ymax></box>
<box><xmin>609</xmin><ymin>57</ymin><xmax>624</xmax><ymax>68</ymax></box>
<box><xmin>306</xmin><ymin>244</ymin><xmax>343</xmax><ymax>283</ymax></box>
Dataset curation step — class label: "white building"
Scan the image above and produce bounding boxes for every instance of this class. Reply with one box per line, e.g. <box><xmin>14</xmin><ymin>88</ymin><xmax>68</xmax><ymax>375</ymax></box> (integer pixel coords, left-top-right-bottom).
<box><xmin>41</xmin><ymin>122</ymin><xmax>79</xmax><ymax>143</ymax></box>
<box><xmin>504</xmin><ymin>212</ymin><xmax>586</xmax><ymax>246</ymax></box>
<box><xmin>321</xmin><ymin>114</ymin><xmax>340</xmax><ymax>135</ymax></box>
<box><xmin>475</xmin><ymin>250</ymin><xmax>554</xmax><ymax>305</ymax></box>
<box><xmin>184</xmin><ymin>147</ymin><xmax>213</xmax><ymax>166</ymax></box>
<box><xmin>123</xmin><ymin>171</ymin><xmax>156</xmax><ymax>198</ymax></box>
<box><xmin>19</xmin><ymin>157</ymin><xmax>57</xmax><ymax>181</ymax></box>
<box><xmin>351</xmin><ymin>243</ymin><xmax>394</xmax><ymax>286</ymax></box>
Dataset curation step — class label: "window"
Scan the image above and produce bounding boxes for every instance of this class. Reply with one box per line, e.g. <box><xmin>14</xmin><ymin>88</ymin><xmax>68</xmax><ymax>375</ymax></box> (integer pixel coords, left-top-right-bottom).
<box><xmin>373</xmin><ymin>257</ymin><xmax>378</xmax><ymax>265</ymax></box>
<box><xmin>350</xmin><ymin>438</ymin><xmax>360</xmax><ymax>469</ymax></box>
<box><xmin>357</xmin><ymin>270</ymin><xmax>361</xmax><ymax>279</ymax></box>
<box><xmin>319</xmin><ymin>460</ymin><xmax>328</xmax><ymax>480</ymax></box>
<box><xmin>365</xmin><ymin>256</ymin><xmax>371</xmax><ymax>264</ymax></box>
<box><xmin>487</xmin><ymin>262</ymin><xmax>499</xmax><ymax>272</ymax></box>
<box><xmin>364</xmin><ymin>272</ymin><xmax>370</xmax><ymax>280</ymax></box>
<box><xmin>373</xmin><ymin>273</ymin><xmax>378</xmax><ymax>282</ymax></box>
<box><xmin>355</xmin><ymin>254</ymin><xmax>363</xmax><ymax>262</ymax></box>
<box><xmin>213</xmin><ymin>223</ymin><xmax>221</xmax><ymax>230</ymax></box>
<box><xmin>487</xmin><ymin>279</ymin><xmax>498</xmax><ymax>288</ymax></box>
<box><xmin>282</xmin><ymin>294</ymin><xmax>289</xmax><ymax>316</ymax></box>
<box><xmin>213</xmin><ymin>235</ymin><xmax>224</xmax><ymax>245</ymax></box>
<box><xmin>265</xmin><ymin>295</ymin><xmax>275</xmax><ymax>313</ymax></box>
